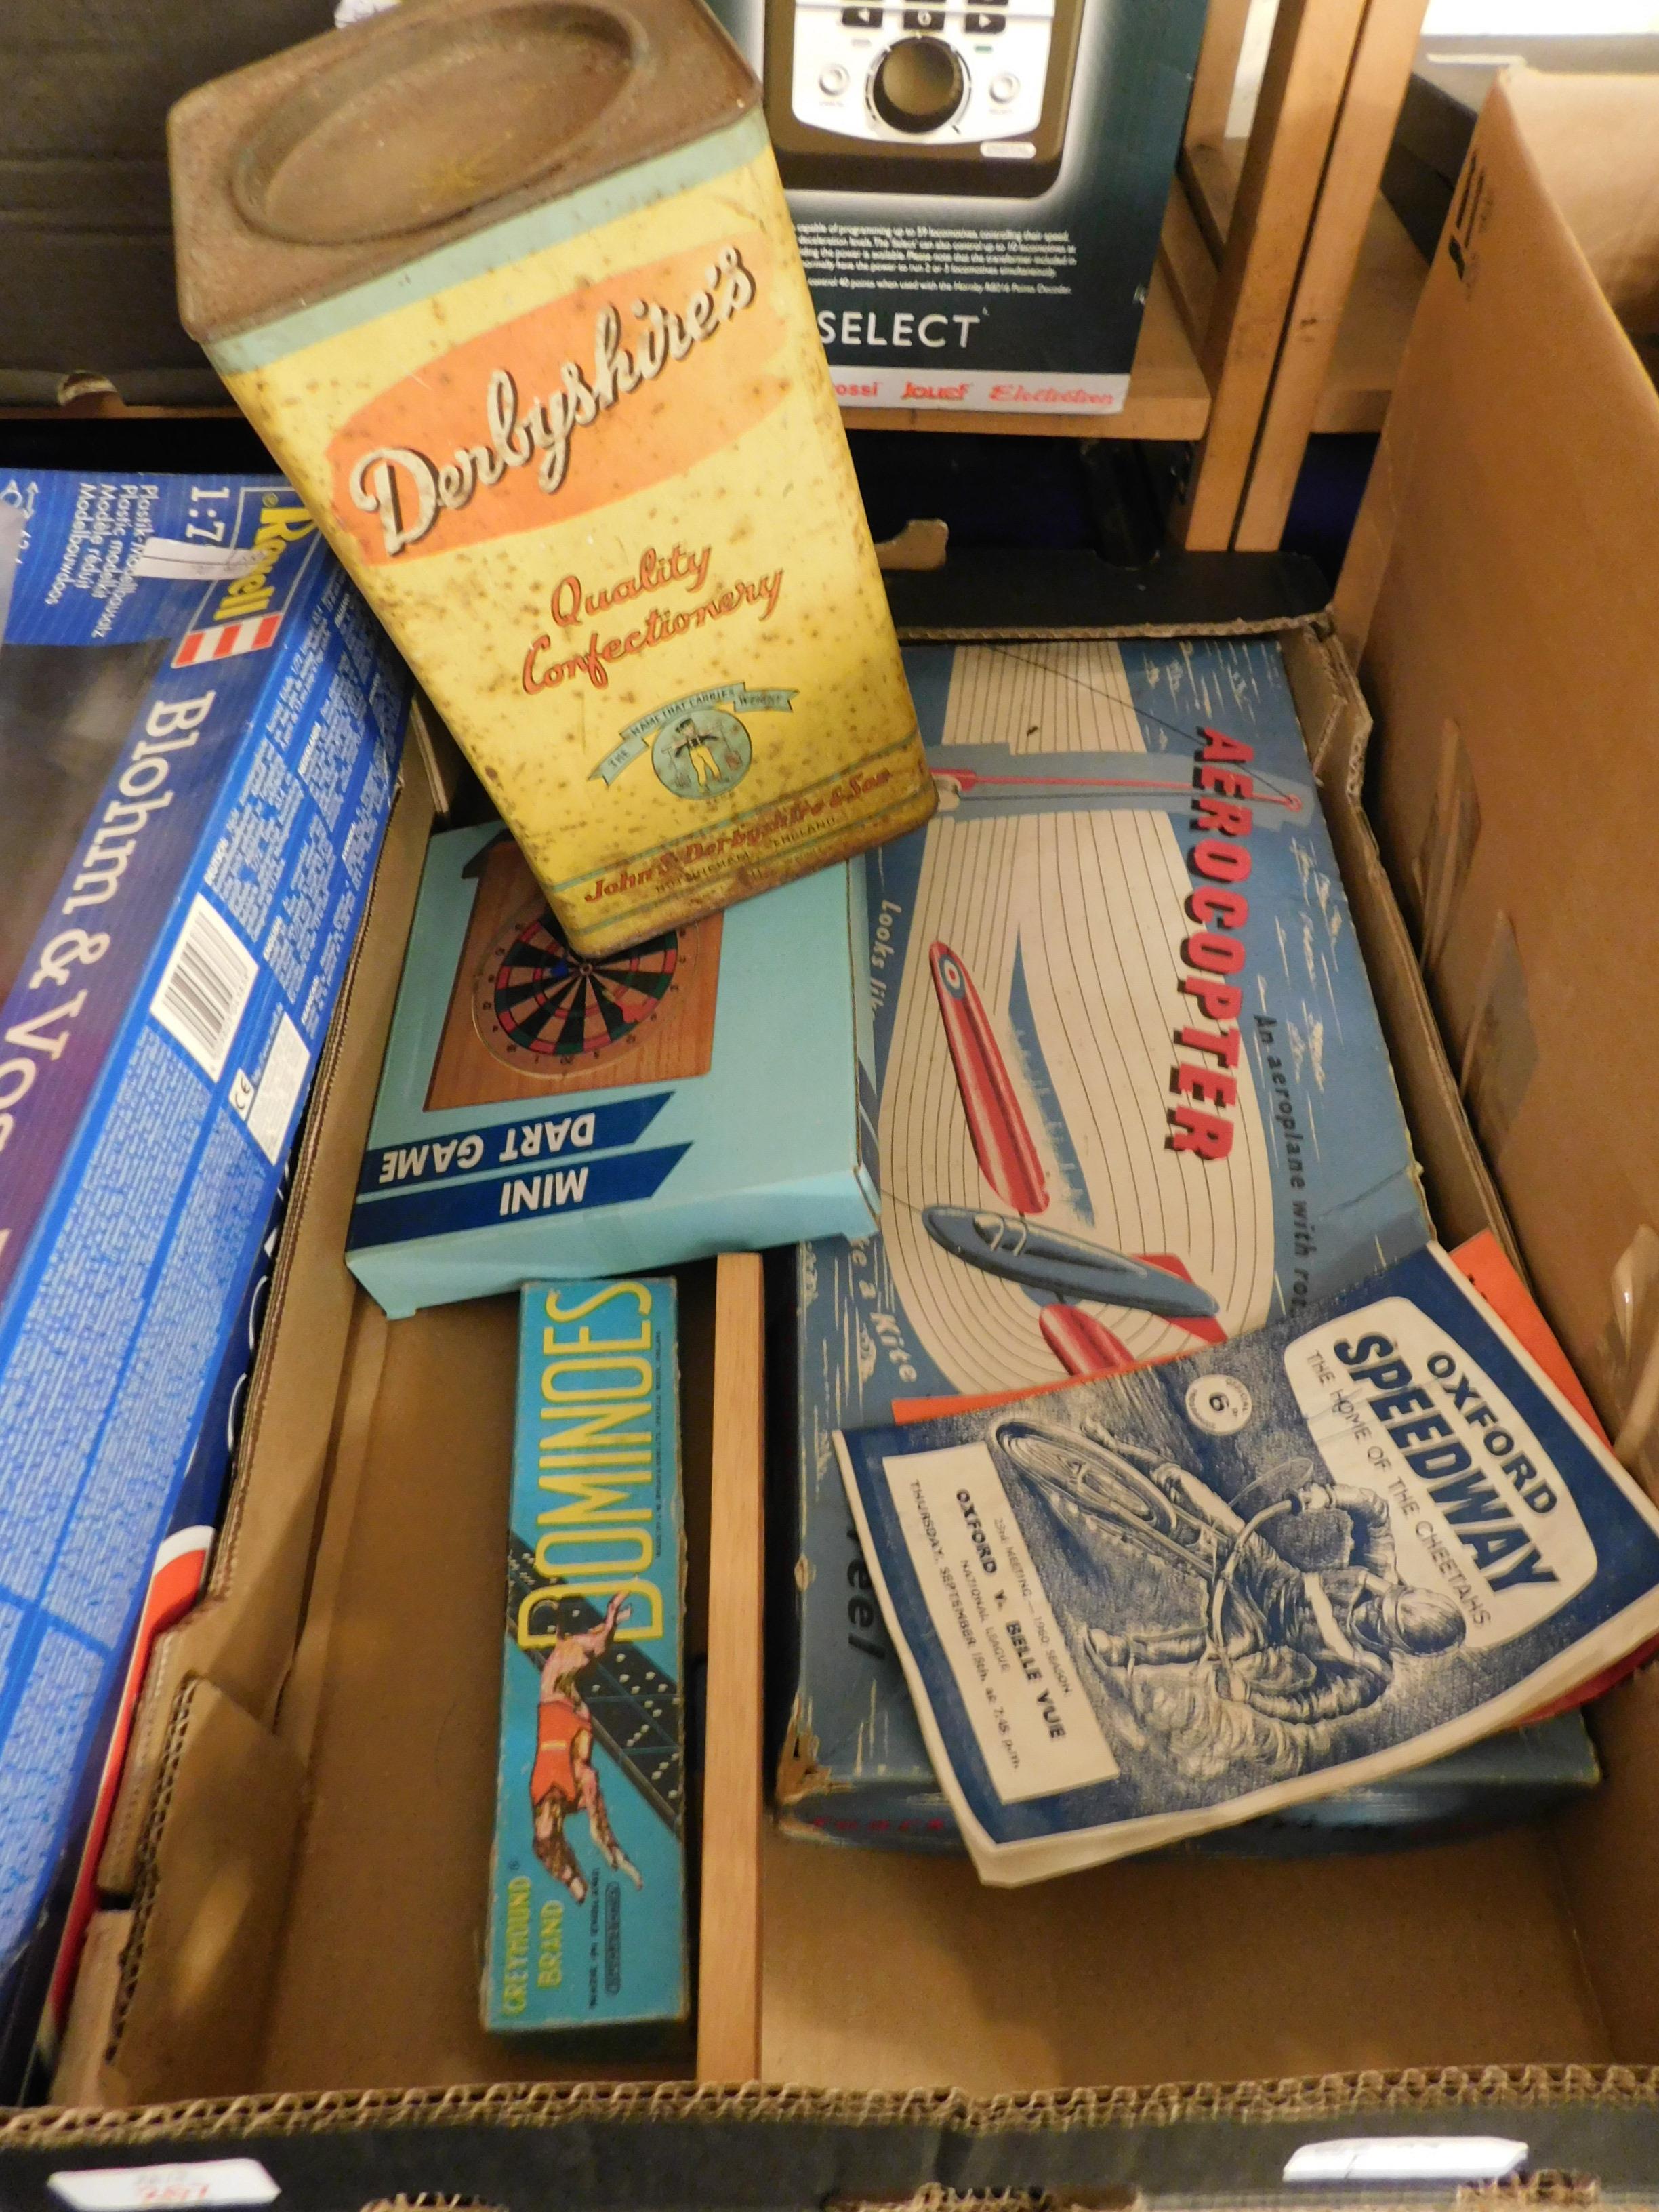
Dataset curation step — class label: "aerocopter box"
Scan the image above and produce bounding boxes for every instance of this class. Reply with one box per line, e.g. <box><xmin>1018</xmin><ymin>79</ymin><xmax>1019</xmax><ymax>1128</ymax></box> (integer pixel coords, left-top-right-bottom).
<box><xmin>778</xmin><ymin>632</ymin><xmax>1430</xmax><ymax>1838</ymax></box>
<box><xmin>703</xmin><ymin>0</ymin><xmax>1207</xmax><ymax>413</ymax></box>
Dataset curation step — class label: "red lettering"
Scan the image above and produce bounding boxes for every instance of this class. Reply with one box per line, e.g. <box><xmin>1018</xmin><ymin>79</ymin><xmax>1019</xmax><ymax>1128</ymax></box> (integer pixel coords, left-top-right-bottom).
<box><xmin>1183</xmin><ymin>931</ymin><xmax>1246</xmax><ymax>975</ymax></box>
<box><xmin>1181</xmin><ymin>975</ymin><xmax>1243</xmax><ymax>1020</ymax></box>
<box><xmin>1195</xmin><ymin>798</ymin><xmax>1253</xmax><ymax>838</ymax></box>
<box><xmin>1175</xmin><ymin>1063</ymin><xmax>1237</xmax><ymax>1109</ymax></box>
<box><xmin>1198</xmin><ymin>766</ymin><xmax>1253</xmax><ymax>799</ymax></box>
<box><xmin>550</xmin><ymin>573</ymin><xmax>583</xmax><ymax>625</ymax></box>
<box><xmin>1169</xmin><ymin>1105</ymin><xmax>1234</xmax><ymax>1158</ymax></box>
<box><xmin>1176</xmin><ymin>1025</ymin><xmax>1240</xmax><ymax>1068</ymax></box>
<box><xmin>1189</xmin><ymin>886</ymin><xmax>1248</xmax><ymax>928</ymax></box>
<box><xmin>1193</xmin><ymin>838</ymin><xmax>1252</xmax><ymax>884</ymax></box>
<box><xmin>1198</xmin><ymin>724</ymin><xmax>1254</xmax><ymax>764</ymax></box>
<box><xmin>522</xmin><ymin>634</ymin><xmax>552</xmax><ymax>693</ymax></box>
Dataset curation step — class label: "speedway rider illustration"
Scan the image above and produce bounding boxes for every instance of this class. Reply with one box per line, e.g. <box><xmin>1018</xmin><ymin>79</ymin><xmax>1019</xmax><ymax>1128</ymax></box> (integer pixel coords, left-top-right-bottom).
<box><xmin>996</xmin><ymin>1416</ymin><xmax>1467</xmax><ymax>1728</ymax></box>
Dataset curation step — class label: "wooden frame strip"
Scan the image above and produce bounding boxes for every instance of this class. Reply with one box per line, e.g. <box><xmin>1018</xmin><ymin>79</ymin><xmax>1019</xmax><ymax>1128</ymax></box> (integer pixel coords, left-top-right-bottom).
<box><xmin>1233</xmin><ymin>0</ymin><xmax>1431</xmax><ymax>549</ymax></box>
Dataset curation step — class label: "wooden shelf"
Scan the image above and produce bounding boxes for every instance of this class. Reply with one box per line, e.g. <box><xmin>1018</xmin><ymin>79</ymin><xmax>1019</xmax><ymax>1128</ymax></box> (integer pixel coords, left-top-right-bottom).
<box><xmin>1179</xmin><ymin>135</ymin><xmax>1428</xmax><ymax>439</ymax></box>
<box><xmin>839</xmin><ymin>190</ymin><xmax>1212</xmax><ymax>443</ymax></box>
<box><xmin>1182</xmin><ymin>138</ymin><xmax>1240</xmax><ymax>261</ymax></box>
<box><xmin>1314</xmin><ymin>192</ymin><xmax>1427</xmax><ymax>432</ymax></box>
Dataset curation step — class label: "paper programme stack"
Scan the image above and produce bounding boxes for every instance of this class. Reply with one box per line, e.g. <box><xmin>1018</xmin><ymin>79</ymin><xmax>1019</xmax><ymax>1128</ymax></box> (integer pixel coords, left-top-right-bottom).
<box><xmin>837</xmin><ymin>1241</ymin><xmax>1659</xmax><ymax>1881</ymax></box>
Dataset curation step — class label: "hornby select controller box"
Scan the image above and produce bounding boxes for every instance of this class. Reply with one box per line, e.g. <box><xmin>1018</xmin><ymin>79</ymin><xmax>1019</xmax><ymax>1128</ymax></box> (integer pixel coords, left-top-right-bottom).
<box><xmin>705</xmin><ymin>0</ymin><xmax>1207</xmax><ymax>413</ymax></box>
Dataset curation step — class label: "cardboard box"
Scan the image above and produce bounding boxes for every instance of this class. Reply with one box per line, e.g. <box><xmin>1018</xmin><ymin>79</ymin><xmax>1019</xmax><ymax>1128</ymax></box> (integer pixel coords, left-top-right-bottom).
<box><xmin>702</xmin><ymin>0</ymin><xmax>1206</xmax><ymax>415</ymax></box>
<box><xmin>776</xmin><ymin>632</ymin><xmax>1431</xmax><ymax>1843</ymax></box>
<box><xmin>485</xmin><ymin>1279</ymin><xmax>689</xmax><ymax>2034</ymax></box>
<box><xmin>10</xmin><ymin>67</ymin><xmax>1659</xmax><ymax>2206</ymax></box>
<box><xmin>1382</xmin><ymin>35</ymin><xmax>1659</xmax><ymax>263</ymax></box>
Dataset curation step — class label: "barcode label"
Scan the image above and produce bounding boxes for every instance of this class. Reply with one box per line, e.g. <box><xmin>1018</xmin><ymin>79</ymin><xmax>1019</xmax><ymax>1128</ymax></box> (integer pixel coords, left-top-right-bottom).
<box><xmin>150</xmin><ymin>895</ymin><xmax>258</xmax><ymax>1079</ymax></box>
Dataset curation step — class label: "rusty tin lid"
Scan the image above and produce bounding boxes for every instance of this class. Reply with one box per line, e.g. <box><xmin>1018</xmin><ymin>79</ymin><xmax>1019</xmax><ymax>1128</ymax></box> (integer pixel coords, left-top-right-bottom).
<box><xmin>170</xmin><ymin>0</ymin><xmax>760</xmax><ymax>345</ymax></box>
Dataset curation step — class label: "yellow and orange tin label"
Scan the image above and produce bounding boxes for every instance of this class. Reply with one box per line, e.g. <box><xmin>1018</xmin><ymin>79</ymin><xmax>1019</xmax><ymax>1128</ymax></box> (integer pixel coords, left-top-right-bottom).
<box><xmin>198</xmin><ymin>107</ymin><xmax>933</xmax><ymax>953</ymax></box>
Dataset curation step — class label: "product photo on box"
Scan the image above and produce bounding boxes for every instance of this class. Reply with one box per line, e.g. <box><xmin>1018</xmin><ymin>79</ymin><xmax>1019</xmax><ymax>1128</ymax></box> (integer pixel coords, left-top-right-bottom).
<box><xmin>710</xmin><ymin>0</ymin><xmax>1208</xmax><ymax>411</ymax></box>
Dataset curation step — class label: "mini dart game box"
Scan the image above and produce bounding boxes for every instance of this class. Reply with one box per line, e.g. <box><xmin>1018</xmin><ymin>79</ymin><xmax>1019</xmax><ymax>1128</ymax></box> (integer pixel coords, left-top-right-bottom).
<box><xmin>778</xmin><ymin>635</ymin><xmax>1432</xmax><ymax>1841</ymax></box>
<box><xmin>346</xmin><ymin>822</ymin><xmax>880</xmax><ymax>1315</ymax></box>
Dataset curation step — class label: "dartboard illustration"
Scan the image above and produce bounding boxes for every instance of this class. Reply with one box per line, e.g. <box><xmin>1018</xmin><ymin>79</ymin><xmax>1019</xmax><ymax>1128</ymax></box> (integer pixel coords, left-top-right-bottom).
<box><xmin>473</xmin><ymin>904</ymin><xmax>689</xmax><ymax>1076</ymax></box>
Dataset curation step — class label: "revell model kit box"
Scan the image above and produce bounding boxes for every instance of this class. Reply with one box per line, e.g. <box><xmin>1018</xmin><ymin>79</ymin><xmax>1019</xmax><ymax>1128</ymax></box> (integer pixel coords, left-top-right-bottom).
<box><xmin>0</xmin><ymin>470</ymin><xmax>409</xmax><ymax>2021</ymax></box>
<box><xmin>705</xmin><ymin>0</ymin><xmax>1207</xmax><ymax>412</ymax></box>
<box><xmin>4</xmin><ymin>1179</ymin><xmax>289</xmax><ymax>2102</ymax></box>
<box><xmin>487</xmin><ymin>1279</ymin><xmax>687</xmax><ymax>2032</ymax></box>
<box><xmin>346</xmin><ymin>823</ymin><xmax>880</xmax><ymax>1317</ymax></box>
<box><xmin>779</xmin><ymin>635</ymin><xmax>1430</xmax><ymax>1838</ymax></box>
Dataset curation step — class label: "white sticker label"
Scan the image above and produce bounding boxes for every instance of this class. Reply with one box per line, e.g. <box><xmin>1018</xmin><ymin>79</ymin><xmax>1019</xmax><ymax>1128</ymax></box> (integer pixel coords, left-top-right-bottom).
<box><xmin>130</xmin><ymin>539</ymin><xmax>263</xmax><ymax>583</ymax></box>
<box><xmin>49</xmin><ymin>2160</ymin><xmax>281</xmax><ymax>2210</ymax></box>
<box><xmin>245</xmin><ymin>1012</ymin><xmax>311</xmax><ymax>1164</ymax></box>
<box><xmin>1284</xmin><ymin>1296</ymin><xmax>1595</xmax><ymax>1649</ymax></box>
<box><xmin>1285</xmin><ymin>2137</ymin><xmax>1527</xmax><ymax>2184</ymax></box>
<box><xmin>883</xmin><ymin>1441</ymin><xmax>1118</xmax><ymax>1803</ymax></box>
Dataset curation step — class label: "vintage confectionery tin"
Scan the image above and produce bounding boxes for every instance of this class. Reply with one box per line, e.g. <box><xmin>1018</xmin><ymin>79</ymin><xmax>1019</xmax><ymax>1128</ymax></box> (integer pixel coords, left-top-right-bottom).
<box><xmin>169</xmin><ymin>0</ymin><xmax>934</xmax><ymax>954</ymax></box>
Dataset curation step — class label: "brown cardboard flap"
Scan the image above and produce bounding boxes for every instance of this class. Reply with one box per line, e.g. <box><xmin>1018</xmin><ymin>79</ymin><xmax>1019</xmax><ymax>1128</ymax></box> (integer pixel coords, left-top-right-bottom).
<box><xmin>100</xmin><ymin>767</ymin><xmax>434</xmax><ymax>1894</ymax></box>
<box><xmin>49</xmin><ymin>1910</ymin><xmax>134</xmax><ymax>2110</ymax></box>
<box><xmin>1280</xmin><ymin>626</ymin><xmax>1513</xmax><ymax>1258</ymax></box>
<box><xmin>1559</xmin><ymin>1666</ymin><xmax>1659</xmax><ymax>2060</ymax></box>
<box><xmin>256</xmin><ymin>1293</ymin><xmax>533</xmax><ymax>2091</ymax></box>
<box><xmin>1490</xmin><ymin>76</ymin><xmax>1659</xmax><ymax>341</ymax></box>
<box><xmin>102</xmin><ymin>1680</ymin><xmax>305</xmax><ymax>2108</ymax></box>
<box><xmin>1333</xmin><ymin>71</ymin><xmax>1659</xmax><ymax>1445</ymax></box>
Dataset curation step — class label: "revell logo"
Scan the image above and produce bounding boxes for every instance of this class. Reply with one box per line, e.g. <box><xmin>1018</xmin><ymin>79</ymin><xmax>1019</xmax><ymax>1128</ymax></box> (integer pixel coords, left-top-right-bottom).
<box><xmin>173</xmin><ymin>494</ymin><xmax>319</xmax><ymax>670</ymax></box>
<box><xmin>210</xmin><ymin>502</ymin><xmax>314</xmax><ymax>623</ymax></box>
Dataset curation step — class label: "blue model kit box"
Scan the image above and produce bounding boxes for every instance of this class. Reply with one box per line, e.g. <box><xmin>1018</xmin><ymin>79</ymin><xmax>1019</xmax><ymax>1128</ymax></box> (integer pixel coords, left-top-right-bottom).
<box><xmin>3</xmin><ymin>1178</ymin><xmax>290</xmax><ymax>2104</ymax></box>
<box><xmin>486</xmin><ymin>1279</ymin><xmax>687</xmax><ymax>2032</ymax></box>
<box><xmin>779</xmin><ymin>635</ymin><xmax>1431</xmax><ymax>1842</ymax></box>
<box><xmin>346</xmin><ymin>823</ymin><xmax>880</xmax><ymax>1317</ymax></box>
<box><xmin>0</xmin><ymin>470</ymin><xmax>409</xmax><ymax>2026</ymax></box>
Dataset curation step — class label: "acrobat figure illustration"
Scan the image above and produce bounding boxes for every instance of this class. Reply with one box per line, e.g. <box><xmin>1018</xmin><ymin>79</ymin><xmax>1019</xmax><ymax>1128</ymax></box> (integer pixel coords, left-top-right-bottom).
<box><xmin>529</xmin><ymin>1592</ymin><xmax>644</xmax><ymax>1902</ymax></box>
<box><xmin>997</xmin><ymin>1419</ymin><xmax>1466</xmax><ymax>1727</ymax></box>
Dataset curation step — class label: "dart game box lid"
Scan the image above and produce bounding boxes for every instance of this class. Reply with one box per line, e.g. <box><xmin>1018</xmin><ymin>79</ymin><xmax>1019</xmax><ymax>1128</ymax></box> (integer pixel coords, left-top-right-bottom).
<box><xmin>346</xmin><ymin>823</ymin><xmax>879</xmax><ymax>1315</ymax></box>
<box><xmin>778</xmin><ymin>633</ymin><xmax>1429</xmax><ymax>1833</ymax></box>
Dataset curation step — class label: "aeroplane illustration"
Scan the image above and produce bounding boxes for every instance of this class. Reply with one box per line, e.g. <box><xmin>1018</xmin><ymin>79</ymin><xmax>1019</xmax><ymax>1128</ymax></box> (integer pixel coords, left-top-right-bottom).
<box><xmin>926</xmin><ymin>936</ymin><xmax>1227</xmax><ymax>1379</ymax></box>
<box><xmin>922</xmin><ymin>1208</ymin><xmax>1222</xmax><ymax>1326</ymax></box>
